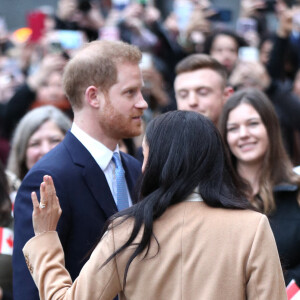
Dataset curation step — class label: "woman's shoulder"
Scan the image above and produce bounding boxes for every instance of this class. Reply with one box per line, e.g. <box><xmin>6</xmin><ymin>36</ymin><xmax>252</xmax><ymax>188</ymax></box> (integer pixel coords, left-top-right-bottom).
<box><xmin>184</xmin><ymin>202</ymin><xmax>269</xmax><ymax>237</ymax></box>
<box><xmin>164</xmin><ymin>201</ymin><xmax>267</xmax><ymax>232</ymax></box>
<box><xmin>182</xmin><ymin>200</ymin><xmax>261</xmax><ymax>216</ymax></box>
<box><xmin>155</xmin><ymin>202</ymin><xmax>270</xmax><ymax>249</ymax></box>
<box><xmin>106</xmin><ymin>203</ymin><xmax>267</xmax><ymax>243</ymax></box>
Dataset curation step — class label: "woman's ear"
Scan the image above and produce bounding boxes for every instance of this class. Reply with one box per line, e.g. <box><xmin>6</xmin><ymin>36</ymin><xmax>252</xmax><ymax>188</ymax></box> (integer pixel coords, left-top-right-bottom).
<box><xmin>85</xmin><ymin>86</ymin><xmax>101</xmax><ymax>108</ymax></box>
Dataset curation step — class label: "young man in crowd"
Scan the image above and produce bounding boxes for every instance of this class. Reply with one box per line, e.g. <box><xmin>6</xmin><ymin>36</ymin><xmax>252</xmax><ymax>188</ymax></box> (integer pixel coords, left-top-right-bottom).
<box><xmin>174</xmin><ymin>53</ymin><xmax>233</xmax><ymax>125</ymax></box>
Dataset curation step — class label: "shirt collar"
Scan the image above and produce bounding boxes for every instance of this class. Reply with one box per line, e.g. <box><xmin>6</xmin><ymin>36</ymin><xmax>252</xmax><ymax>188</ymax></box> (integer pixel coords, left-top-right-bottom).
<box><xmin>71</xmin><ymin>122</ymin><xmax>119</xmax><ymax>171</ymax></box>
<box><xmin>185</xmin><ymin>191</ymin><xmax>204</xmax><ymax>202</ymax></box>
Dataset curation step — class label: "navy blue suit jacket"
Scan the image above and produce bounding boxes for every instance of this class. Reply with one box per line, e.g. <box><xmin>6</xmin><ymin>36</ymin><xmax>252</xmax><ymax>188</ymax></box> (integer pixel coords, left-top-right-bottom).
<box><xmin>13</xmin><ymin>131</ymin><xmax>141</xmax><ymax>299</ymax></box>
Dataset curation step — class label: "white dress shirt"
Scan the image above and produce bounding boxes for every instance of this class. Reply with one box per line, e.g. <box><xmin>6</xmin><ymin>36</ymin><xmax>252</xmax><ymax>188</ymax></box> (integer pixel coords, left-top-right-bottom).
<box><xmin>71</xmin><ymin>123</ymin><xmax>132</xmax><ymax>206</ymax></box>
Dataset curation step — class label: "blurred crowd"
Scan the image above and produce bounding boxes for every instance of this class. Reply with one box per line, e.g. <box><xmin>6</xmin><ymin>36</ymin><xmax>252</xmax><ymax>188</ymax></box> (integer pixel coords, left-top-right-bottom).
<box><xmin>0</xmin><ymin>0</ymin><xmax>300</xmax><ymax>162</ymax></box>
<box><xmin>1</xmin><ymin>0</ymin><xmax>300</xmax><ymax>298</ymax></box>
<box><xmin>1</xmin><ymin>0</ymin><xmax>300</xmax><ymax>164</ymax></box>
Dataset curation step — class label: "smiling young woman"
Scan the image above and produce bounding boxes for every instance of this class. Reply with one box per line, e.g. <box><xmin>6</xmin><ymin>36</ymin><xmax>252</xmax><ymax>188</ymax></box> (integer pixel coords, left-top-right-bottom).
<box><xmin>219</xmin><ymin>87</ymin><xmax>300</xmax><ymax>286</ymax></box>
<box><xmin>226</xmin><ymin>102</ymin><xmax>269</xmax><ymax>172</ymax></box>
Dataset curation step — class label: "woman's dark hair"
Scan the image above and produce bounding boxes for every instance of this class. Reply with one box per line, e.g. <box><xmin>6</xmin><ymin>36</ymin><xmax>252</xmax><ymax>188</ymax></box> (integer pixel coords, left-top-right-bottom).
<box><xmin>102</xmin><ymin>110</ymin><xmax>253</xmax><ymax>288</ymax></box>
<box><xmin>218</xmin><ymin>88</ymin><xmax>300</xmax><ymax>213</ymax></box>
<box><xmin>203</xmin><ymin>29</ymin><xmax>247</xmax><ymax>55</ymax></box>
<box><xmin>0</xmin><ymin>161</ymin><xmax>12</xmax><ymax>226</ymax></box>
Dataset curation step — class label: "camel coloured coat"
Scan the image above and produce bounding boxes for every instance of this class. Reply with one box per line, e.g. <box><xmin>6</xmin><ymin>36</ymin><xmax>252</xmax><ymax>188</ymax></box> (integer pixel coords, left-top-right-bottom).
<box><xmin>23</xmin><ymin>194</ymin><xmax>287</xmax><ymax>300</ymax></box>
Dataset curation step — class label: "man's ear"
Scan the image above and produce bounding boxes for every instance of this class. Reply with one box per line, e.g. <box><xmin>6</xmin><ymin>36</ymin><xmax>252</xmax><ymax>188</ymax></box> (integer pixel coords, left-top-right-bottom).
<box><xmin>85</xmin><ymin>86</ymin><xmax>101</xmax><ymax>108</ymax></box>
<box><xmin>223</xmin><ymin>86</ymin><xmax>234</xmax><ymax>104</ymax></box>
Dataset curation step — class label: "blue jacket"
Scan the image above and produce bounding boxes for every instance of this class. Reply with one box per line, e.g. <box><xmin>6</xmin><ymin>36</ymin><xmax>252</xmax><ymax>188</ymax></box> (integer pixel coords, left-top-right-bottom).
<box><xmin>13</xmin><ymin>131</ymin><xmax>141</xmax><ymax>299</ymax></box>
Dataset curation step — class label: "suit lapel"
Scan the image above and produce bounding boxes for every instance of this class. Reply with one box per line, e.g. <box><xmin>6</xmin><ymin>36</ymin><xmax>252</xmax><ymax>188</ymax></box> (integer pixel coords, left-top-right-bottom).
<box><xmin>63</xmin><ymin>131</ymin><xmax>118</xmax><ymax>219</ymax></box>
<box><xmin>82</xmin><ymin>159</ymin><xmax>118</xmax><ymax>218</ymax></box>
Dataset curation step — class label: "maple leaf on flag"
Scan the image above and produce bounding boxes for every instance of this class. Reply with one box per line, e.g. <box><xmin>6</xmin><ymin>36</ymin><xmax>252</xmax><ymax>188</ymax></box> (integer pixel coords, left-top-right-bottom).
<box><xmin>6</xmin><ymin>235</ymin><xmax>13</xmax><ymax>248</ymax></box>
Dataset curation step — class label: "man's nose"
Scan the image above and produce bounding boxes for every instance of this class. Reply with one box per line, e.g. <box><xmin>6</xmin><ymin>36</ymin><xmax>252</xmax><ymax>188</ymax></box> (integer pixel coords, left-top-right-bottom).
<box><xmin>188</xmin><ymin>93</ymin><xmax>198</xmax><ymax>107</ymax></box>
<box><xmin>135</xmin><ymin>93</ymin><xmax>148</xmax><ymax>110</ymax></box>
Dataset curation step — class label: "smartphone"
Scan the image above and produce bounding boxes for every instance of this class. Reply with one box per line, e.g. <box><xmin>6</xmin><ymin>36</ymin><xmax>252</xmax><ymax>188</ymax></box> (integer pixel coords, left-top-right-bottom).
<box><xmin>173</xmin><ymin>0</ymin><xmax>194</xmax><ymax>30</ymax></box>
<box><xmin>56</xmin><ymin>30</ymin><xmax>84</xmax><ymax>49</ymax></box>
<box><xmin>238</xmin><ymin>47</ymin><xmax>259</xmax><ymax>62</ymax></box>
<box><xmin>208</xmin><ymin>8</ymin><xmax>232</xmax><ymax>23</ymax></box>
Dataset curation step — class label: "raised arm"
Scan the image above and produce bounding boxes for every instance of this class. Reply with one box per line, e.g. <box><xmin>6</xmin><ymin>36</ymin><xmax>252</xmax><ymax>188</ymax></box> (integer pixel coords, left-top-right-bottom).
<box><xmin>23</xmin><ymin>175</ymin><xmax>121</xmax><ymax>300</ymax></box>
<box><xmin>13</xmin><ymin>170</ymin><xmax>70</xmax><ymax>300</ymax></box>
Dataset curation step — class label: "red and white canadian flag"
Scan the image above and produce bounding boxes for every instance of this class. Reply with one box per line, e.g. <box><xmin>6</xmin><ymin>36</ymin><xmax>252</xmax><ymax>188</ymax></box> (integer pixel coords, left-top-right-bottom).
<box><xmin>0</xmin><ymin>227</ymin><xmax>13</xmax><ymax>256</ymax></box>
<box><xmin>287</xmin><ymin>280</ymin><xmax>300</xmax><ymax>300</ymax></box>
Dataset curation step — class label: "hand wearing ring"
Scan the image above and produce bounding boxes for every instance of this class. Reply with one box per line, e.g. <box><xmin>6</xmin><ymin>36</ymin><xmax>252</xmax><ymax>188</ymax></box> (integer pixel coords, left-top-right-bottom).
<box><xmin>39</xmin><ymin>202</ymin><xmax>46</xmax><ymax>209</ymax></box>
<box><xmin>31</xmin><ymin>175</ymin><xmax>62</xmax><ymax>236</ymax></box>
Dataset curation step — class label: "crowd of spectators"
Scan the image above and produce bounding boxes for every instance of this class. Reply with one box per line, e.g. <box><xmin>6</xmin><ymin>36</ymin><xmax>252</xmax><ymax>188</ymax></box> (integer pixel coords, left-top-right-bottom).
<box><xmin>1</xmin><ymin>0</ymin><xmax>300</xmax><ymax>298</ymax></box>
<box><xmin>1</xmin><ymin>0</ymin><xmax>300</xmax><ymax>163</ymax></box>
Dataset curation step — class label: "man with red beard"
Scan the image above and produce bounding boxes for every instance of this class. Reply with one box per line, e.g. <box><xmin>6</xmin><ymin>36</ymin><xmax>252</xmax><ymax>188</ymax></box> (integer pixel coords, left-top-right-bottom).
<box><xmin>13</xmin><ymin>40</ymin><xmax>148</xmax><ymax>300</ymax></box>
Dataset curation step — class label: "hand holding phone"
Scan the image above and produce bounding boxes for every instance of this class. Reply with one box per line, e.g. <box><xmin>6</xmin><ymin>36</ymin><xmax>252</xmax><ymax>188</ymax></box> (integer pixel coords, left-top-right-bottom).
<box><xmin>173</xmin><ymin>0</ymin><xmax>194</xmax><ymax>30</ymax></box>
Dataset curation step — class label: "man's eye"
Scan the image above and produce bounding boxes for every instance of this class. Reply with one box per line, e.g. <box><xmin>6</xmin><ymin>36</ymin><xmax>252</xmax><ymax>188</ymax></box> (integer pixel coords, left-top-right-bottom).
<box><xmin>177</xmin><ymin>91</ymin><xmax>188</xmax><ymax>98</ymax></box>
<box><xmin>197</xmin><ymin>89</ymin><xmax>209</xmax><ymax>96</ymax></box>
<box><xmin>126</xmin><ymin>89</ymin><xmax>136</xmax><ymax>96</ymax></box>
